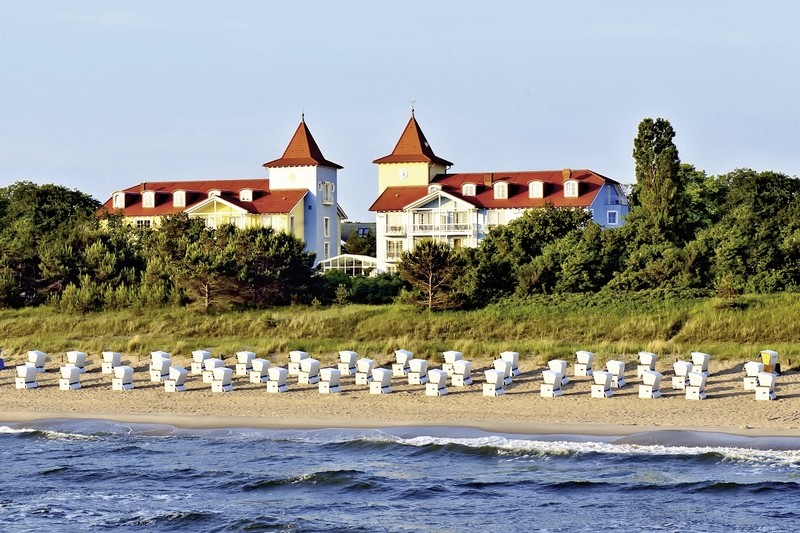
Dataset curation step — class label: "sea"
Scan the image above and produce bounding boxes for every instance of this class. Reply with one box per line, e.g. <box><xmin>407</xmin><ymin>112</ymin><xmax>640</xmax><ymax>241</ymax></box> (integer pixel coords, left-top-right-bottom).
<box><xmin>1</xmin><ymin>421</ymin><xmax>799</xmax><ymax>532</ymax></box>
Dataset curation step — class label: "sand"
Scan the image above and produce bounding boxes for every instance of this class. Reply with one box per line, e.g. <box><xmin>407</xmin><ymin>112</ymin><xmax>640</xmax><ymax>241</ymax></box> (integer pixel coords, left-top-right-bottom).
<box><xmin>2</xmin><ymin>355</ymin><xmax>799</xmax><ymax>437</ymax></box>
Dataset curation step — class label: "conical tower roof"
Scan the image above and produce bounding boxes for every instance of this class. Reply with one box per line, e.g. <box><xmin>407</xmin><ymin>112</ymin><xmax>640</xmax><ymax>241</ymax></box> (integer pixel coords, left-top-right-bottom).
<box><xmin>373</xmin><ymin>114</ymin><xmax>453</xmax><ymax>166</ymax></box>
<box><xmin>263</xmin><ymin>118</ymin><xmax>342</xmax><ymax>169</ymax></box>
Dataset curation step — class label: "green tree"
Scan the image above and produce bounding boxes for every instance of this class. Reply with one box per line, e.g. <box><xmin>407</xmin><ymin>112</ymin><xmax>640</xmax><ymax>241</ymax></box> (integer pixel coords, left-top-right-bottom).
<box><xmin>399</xmin><ymin>240</ymin><xmax>463</xmax><ymax>310</ymax></box>
<box><xmin>342</xmin><ymin>229</ymin><xmax>376</xmax><ymax>257</ymax></box>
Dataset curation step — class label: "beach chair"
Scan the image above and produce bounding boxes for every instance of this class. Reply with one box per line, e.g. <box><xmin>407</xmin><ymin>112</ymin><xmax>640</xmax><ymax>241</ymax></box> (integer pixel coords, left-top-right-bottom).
<box><xmin>0</xmin><ymin>347</ymin><xmax>4</xmax><ymax>371</ymax></box>
<box><xmin>235</xmin><ymin>351</ymin><xmax>255</xmax><ymax>376</ymax></box>
<box><xmin>249</xmin><ymin>358</ymin><xmax>271</xmax><ymax>384</ymax></box>
<box><xmin>15</xmin><ymin>365</ymin><xmax>38</xmax><ymax>389</ymax></box>
<box><xmin>760</xmin><ymin>350</ymin><xmax>779</xmax><ymax>375</ymax></box>
<box><xmin>319</xmin><ymin>368</ymin><xmax>342</xmax><ymax>393</ymax></box>
<box><xmin>392</xmin><ymin>349</ymin><xmax>412</xmax><ymax>377</ymax></box>
<box><xmin>27</xmin><ymin>350</ymin><xmax>47</xmax><ymax>373</ymax></box>
<box><xmin>202</xmin><ymin>358</ymin><xmax>224</xmax><ymax>383</ymax></box>
<box><xmin>541</xmin><ymin>370</ymin><xmax>563</xmax><ymax>398</ymax></box>
<box><xmin>493</xmin><ymin>359</ymin><xmax>513</xmax><ymax>386</ymax></box>
<box><xmin>547</xmin><ymin>359</ymin><xmax>569</xmax><ymax>386</ymax></box>
<box><xmin>101</xmin><ymin>351</ymin><xmax>122</xmax><ymax>374</ymax></box>
<box><xmin>743</xmin><ymin>361</ymin><xmax>764</xmax><ymax>391</ymax></box>
<box><xmin>149</xmin><ymin>353</ymin><xmax>171</xmax><ymax>383</ymax></box>
<box><xmin>591</xmin><ymin>371</ymin><xmax>613</xmax><ymax>398</ymax></box>
<box><xmin>637</xmin><ymin>351</ymin><xmax>657</xmax><ymax>378</ymax></box>
<box><xmin>574</xmin><ymin>350</ymin><xmax>594</xmax><ymax>377</ymax></box>
<box><xmin>266</xmin><ymin>367</ymin><xmax>289</xmax><ymax>393</ymax></box>
<box><xmin>59</xmin><ymin>365</ymin><xmax>81</xmax><ymax>390</ymax></box>
<box><xmin>672</xmin><ymin>361</ymin><xmax>692</xmax><ymax>390</ymax></box>
<box><xmin>191</xmin><ymin>350</ymin><xmax>211</xmax><ymax>375</ymax></box>
<box><xmin>112</xmin><ymin>366</ymin><xmax>134</xmax><ymax>391</ymax></box>
<box><xmin>755</xmin><ymin>372</ymin><xmax>776</xmax><ymax>401</ymax></box>
<box><xmin>408</xmin><ymin>358</ymin><xmax>429</xmax><ymax>385</ymax></box>
<box><xmin>211</xmin><ymin>367</ymin><xmax>233</xmax><ymax>393</ymax></box>
<box><xmin>606</xmin><ymin>360</ymin><xmax>626</xmax><ymax>388</ymax></box>
<box><xmin>482</xmin><ymin>369</ymin><xmax>505</xmax><ymax>396</ymax></box>
<box><xmin>288</xmin><ymin>350</ymin><xmax>309</xmax><ymax>376</ymax></box>
<box><xmin>298</xmin><ymin>358</ymin><xmax>321</xmax><ymax>385</ymax></box>
<box><xmin>338</xmin><ymin>350</ymin><xmax>358</xmax><ymax>376</ymax></box>
<box><xmin>442</xmin><ymin>350</ymin><xmax>462</xmax><ymax>376</ymax></box>
<box><xmin>690</xmin><ymin>351</ymin><xmax>711</xmax><ymax>377</ymax></box>
<box><xmin>638</xmin><ymin>370</ymin><xmax>662</xmax><ymax>399</ymax></box>
<box><xmin>66</xmin><ymin>351</ymin><xmax>87</xmax><ymax>373</ymax></box>
<box><xmin>164</xmin><ymin>365</ymin><xmax>188</xmax><ymax>392</ymax></box>
<box><xmin>370</xmin><ymin>368</ymin><xmax>392</xmax><ymax>394</ymax></box>
<box><xmin>685</xmin><ymin>372</ymin><xmax>706</xmax><ymax>400</ymax></box>
<box><xmin>426</xmin><ymin>369</ymin><xmax>448</xmax><ymax>396</ymax></box>
<box><xmin>355</xmin><ymin>358</ymin><xmax>375</xmax><ymax>385</ymax></box>
<box><xmin>500</xmin><ymin>351</ymin><xmax>521</xmax><ymax>377</ymax></box>
<box><xmin>451</xmin><ymin>359</ymin><xmax>473</xmax><ymax>386</ymax></box>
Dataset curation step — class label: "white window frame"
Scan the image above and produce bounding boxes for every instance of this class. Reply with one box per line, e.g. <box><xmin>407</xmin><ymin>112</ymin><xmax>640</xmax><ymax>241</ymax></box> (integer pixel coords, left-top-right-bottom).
<box><xmin>529</xmin><ymin>181</ymin><xmax>544</xmax><ymax>199</ymax></box>
<box><xmin>142</xmin><ymin>191</ymin><xmax>155</xmax><ymax>208</ymax></box>
<box><xmin>173</xmin><ymin>190</ymin><xmax>186</xmax><ymax>208</ymax></box>
<box><xmin>289</xmin><ymin>215</ymin><xmax>295</xmax><ymax>234</ymax></box>
<box><xmin>493</xmin><ymin>182</ymin><xmax>508</xmax><ymax>200</ymax></box>
<box><xmin>240</xmin><ymin>189</ymin><xmax>253</xmax><ymax>202</ymax></box>
<box><xmin>112</xmin><ymin>192</ymin><xmax>125</xmax><ymax>209</ymax></box>
<box><xmin>462</xmin><ymin>183</ymin><xmax>476</xmax><ymax>196</ymax></box>
<box><xmin>323</xmin><ymin>241</ymin><xmax>330</xmax><ymax>260</ymax></box>
<box><xmin>323</xmin><ymin>216</ymin><xmax>330</xmax><ymax>238</ymax></box>
<box><xmin>321</xmin><ymin>182</ymin><xmax>335</xmax><ymax>205</ymax></box>
<box><xmin>607</xmin><ymin>210</ymin><xmax>619</xmax><ymax>226</ymax></box>
<box><xmin>135</xmin><ymin>218</ymin><xmax>151</xmax><ymax>229</ymax></box>
<box><xmin>564</xmin><ymin>180</ymin><xmax>579</xmax><ymax>198</ymax></box>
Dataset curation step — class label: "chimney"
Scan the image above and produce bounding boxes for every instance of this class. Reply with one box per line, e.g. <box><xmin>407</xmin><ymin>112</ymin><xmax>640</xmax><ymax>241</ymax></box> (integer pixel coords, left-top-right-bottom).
<box><xmin>483</xmin><ymin>173</ymin><xmax>493</xmax><ymax>187</ymax></box>
<box><xmin>562</xmin><ymin>169</ymin><xmax>572</xmax><ymax>182</ymax></box>
<box><xmin>141</xmin><ymin>182</ymin><xmax>147</xmax><ymax>193</ymax></box>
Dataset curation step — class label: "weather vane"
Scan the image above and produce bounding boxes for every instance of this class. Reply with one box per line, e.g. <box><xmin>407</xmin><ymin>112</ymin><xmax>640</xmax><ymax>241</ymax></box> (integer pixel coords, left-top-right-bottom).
<box><xmin>411</xmin><ymin>100</ymin><xmax>416</xmax><ymax>116</ymax></box>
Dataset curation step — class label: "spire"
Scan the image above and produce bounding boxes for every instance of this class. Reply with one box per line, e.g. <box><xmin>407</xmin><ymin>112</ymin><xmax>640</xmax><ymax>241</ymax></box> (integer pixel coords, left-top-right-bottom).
<box><xmin>373</xmin><ymin>113</ymin><xmax>453</xmax><ymax>166</ymax></box>
<box><xmin>263</xmin><ymin>119</ymin><xmax>342</xmax><ymax>169</ymax></box>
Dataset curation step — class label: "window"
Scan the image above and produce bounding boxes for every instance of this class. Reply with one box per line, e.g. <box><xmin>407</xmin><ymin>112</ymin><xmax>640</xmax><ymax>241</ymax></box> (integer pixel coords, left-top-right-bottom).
<box><xmin>607</xmin><ymin>210</ymin><xmax>619</xmax><ymax>225</ymax></box>
<box><xmin>529</xmin><ymin>181</ymin><xmax>544</xmax><ymax>199</ymax></box>
<box><xmin>260</xmin><ymin>214</ymin><xmax>273</xmax><ymax>228</ymax></box>
<box><xmin>320</xmin><ymin>182</ymin><xmax>334</xmax><ymax>205</ymax></box>
<box><xmin>112</xmin><ymin>192</ymin><xmax>125</xmax><ymax>209</ymax></box>
<box><xmin>323</xmin><ymin>217</ymin><xmax>330</xmax><ymax>238</ymax></box>
<box><xmin>208</xmin><ymin>189</ymin><xmax>221</xmax><ymax>198</ymax></box>
<box><xmin>493</xmin><ymin>182</ymin><xmax>508</xmax><ymax>200</ymax></box>
<box><xmin>486</xmin><ymin>210</ymin><xmax>505</xmax><ymax>229</ymax></box>
<box><xmin>142</xmin><ymin>191</ymin><xmax>155</xmax><ymax>208</ymax></box>
<box><xmin>323</xmin><ymin>241</ymin><xmax>330</xmax><ymax>260</ymax></box>
<box><xmin>173</xmin><ymin>190</ymin><xmax>186</xmax><ymax>208</ymax></box>
<box><xmin>289</xmin><ymin>215</ymin><xmax>295</xmax><ymax>234</ymax></box>
<box><xmin>386</xmin><ymin>240</ymin><xmax>404</xmax><ymax>260</ymax></box>
<box><xmin>357</xmin><ymin>227</ymin><xmax>369</xmax><ymax>237</ymax></box>
<box><xmin>462</xmin><ymin>183</ymin><xmax>476</xmax><ymax>196</ymax></box>
<box><xmin>564</xmin><ymin>180</ymin><xmax>578</xmax><ymax>198</ymax></box>
<box><xmin>240</xmin><ymin>189</ymin><xmax>253</xmax><ymax>202</ymax></box>
<box><xmin>135</xmin><ymin>219</ymin><xmax>151</xmax><ymax>229</ymax></box>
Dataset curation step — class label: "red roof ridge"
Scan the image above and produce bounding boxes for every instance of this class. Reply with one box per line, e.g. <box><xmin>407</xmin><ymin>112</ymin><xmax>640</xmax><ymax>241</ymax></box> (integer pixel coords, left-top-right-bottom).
<box><xmin>263</xmin><ymin>119</ymin><xmax>342</xmax><ymax>169</ymax></box>
<box><xmin>373</xmin><ymin>115</ymin><xmax>453</xmax><ymax>166</ymax></box>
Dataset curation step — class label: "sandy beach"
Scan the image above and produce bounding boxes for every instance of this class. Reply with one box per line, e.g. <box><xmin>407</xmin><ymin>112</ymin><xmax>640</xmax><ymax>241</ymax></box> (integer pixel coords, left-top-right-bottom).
<box><xmin>2</xmin><ymin>354</ymin><xmax>799</xmax><ymax>437</ymax></box>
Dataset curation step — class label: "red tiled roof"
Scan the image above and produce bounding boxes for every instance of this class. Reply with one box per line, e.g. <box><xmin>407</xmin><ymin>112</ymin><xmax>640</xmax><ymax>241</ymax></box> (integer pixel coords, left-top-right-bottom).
<box><xmin>263</xmin><ymin>119</ymin><xmax>342</xmax><ymax>169</ymax></box>
<box><xmin>369</xmin><ymin>169</ymin><xmax>614</xmax><ymax>211</ymax></box>
<box><xmin>97</xmin><ymin>179</ymin><xmax>307</xmax><ymax>216</ymax></box>
<box><xmin>372</xmin><ymin>115</ymin><xmax>453</xmax><ymax>166</ymax></box>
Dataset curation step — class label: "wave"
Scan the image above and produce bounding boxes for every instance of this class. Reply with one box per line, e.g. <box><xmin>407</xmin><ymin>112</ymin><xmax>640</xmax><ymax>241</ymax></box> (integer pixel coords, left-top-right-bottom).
<box><xmin>239</xmin><ymin>469</ymin><xmax>379</xmax><ymax>492</ymax></box>
<box><xmin>0</xmin><ymin>425</ymin><xmax>97</xmax><ymax>441</ymax></box>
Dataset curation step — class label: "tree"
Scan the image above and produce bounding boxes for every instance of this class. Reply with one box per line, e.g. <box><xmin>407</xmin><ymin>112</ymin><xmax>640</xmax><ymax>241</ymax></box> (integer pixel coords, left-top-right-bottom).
<box><xmin>399</xmin><ymin>240</ymin><xmax>462</xmax><ymax>310</ymax></box>
<box><xmin>628</xmin><ymin>118</ymin><xmax>685</xmax><ymax>244</ymax></box>
<box><xmin>342</xmin><ymin>229</ymin><xmax>376</xmax><ymax>257</ymax></box>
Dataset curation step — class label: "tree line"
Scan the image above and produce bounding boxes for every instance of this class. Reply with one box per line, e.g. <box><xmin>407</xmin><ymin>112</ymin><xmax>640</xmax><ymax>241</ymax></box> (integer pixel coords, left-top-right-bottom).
<box><xmin>1</xmin><ymin>117</ymin><xmax>798</xmax><ymax>312</ymax></box>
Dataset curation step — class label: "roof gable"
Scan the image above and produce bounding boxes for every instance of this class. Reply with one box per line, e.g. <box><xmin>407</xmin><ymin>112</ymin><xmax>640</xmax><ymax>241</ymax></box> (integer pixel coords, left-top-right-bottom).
<box><xmin>263</xmin><ymin>119</ymin><xmax>343</xmax><ymax>169</ymax></box>
<box><xmin>373</xmin><ymin>114</ymin><xmax>453</xmax><ymax>166</ymax></box>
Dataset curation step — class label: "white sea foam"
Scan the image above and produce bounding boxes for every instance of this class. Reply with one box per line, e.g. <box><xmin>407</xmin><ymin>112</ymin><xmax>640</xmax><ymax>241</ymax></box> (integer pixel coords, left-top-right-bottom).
<box><xmin>0</xmin><ymin>424</ymin><xmax>95</xmax><ymax>440</ymax></box>
<box><xmin>0</xmin><ymin>426</ymin><xmax>36</xmax><ymax>434</ymax></box>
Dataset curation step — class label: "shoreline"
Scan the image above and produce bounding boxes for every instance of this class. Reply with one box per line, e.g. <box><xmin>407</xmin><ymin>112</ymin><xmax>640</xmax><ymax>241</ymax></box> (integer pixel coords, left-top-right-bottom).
<box><xmin>4</xmin><ymin>411</ymin><xmax>800</xmax><ymax>439</ymax></box>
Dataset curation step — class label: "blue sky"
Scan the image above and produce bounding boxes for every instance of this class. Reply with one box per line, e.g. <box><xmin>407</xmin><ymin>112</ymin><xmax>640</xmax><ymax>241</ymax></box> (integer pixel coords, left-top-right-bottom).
<box><xmin>1</xmin><ymin>1</ymin><xmax>798</xmax><ymax>220</ymax></box>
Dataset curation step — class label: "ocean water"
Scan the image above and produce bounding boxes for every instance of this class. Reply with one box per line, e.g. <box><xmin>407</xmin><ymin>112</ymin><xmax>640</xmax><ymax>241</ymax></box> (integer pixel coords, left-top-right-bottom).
<box><xmin>1</xmin><ymin>421</ymin><xmax>799</xmax><ymax>532</ymax></box>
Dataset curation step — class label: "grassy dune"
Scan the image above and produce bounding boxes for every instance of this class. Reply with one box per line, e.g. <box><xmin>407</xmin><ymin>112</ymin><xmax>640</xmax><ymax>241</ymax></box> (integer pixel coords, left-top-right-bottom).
<box><xmin>1</xmin><ymin>292</ymin><xmax>799</xmax><ymax>369</ymax></box>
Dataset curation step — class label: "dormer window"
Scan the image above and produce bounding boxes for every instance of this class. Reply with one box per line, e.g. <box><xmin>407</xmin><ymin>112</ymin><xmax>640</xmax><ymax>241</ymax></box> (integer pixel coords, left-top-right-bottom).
<box><xmin>208</xmin><ymin>189</ymin><xmax>221</xmax><ymax>198</ymax></box>
<box><xmin>173</xmin><ymin>190</ymin><xmax>186</xmax><ymax>208</ymax></box>
<box><xmin>239</xmin><ymin>189</ymin><xmax>253</xmax><ymax>202</ymax></box>
<box><xmin>564</xmin><ymin>180</ymin><xmax>579</xmax><ymax>198</ymax></box>
<box><xmin>529</xmin><ymin>181</ymin><xmax>544</xmax><ymax>199</ymax></box>
<box><xmin>493</xmin><ymin>182</ymin><xmax>508</xmax><ymax>200</ymax></box>
<box><xmin>428</xmin><ymin>184</ymin><xmax>442</xmax><ymax>194</ymax></box>
<box><xmin>112</xmin><ymin>192</ymin><xmax>126</xmax><ymax>209</ymax></box>
<box><xmin>462</xmin><ymin>183</ymin><xmax>476</xmax><ymax>196</ymax></box>
<box><xmin>142</xmin><ymin>191</ymin><xmax>155</xmax><ymax>208</ymax></box>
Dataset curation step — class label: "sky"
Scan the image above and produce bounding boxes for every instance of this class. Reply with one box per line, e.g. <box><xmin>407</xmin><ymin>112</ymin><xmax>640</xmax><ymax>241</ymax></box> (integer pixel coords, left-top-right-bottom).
<box><xmin>1</xmin><ymin>1</ymin><xmax>798</xmax><ymax>221</ymax></box>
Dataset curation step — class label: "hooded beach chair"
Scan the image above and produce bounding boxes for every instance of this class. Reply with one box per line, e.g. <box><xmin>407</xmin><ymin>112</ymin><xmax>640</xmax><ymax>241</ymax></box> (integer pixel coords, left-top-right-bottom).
<box><xmin>760</xmin><ymin>350</ymin><xmax>779</xmax><ymax>374</ymax></box>
<box><xmin>370</xmin><ymin>368</ymin><xmax>392</xmax><ymax>394</ymax></box>
<box><xmin>59</xmin><ymin>365</ymin><xmax>81</xmax><ymax>390</ymax></box>
<box><xmin>319</xmin><ymin>367</ymin><xmax>342</xmax><ymax>393</ymax></box>
<box><xmin>112</xmin><ymin>366</ymin><xmax>134</xmax><ymax>391</ymax></box>
<box><xmin>267</xmin><ymin>366</ymin><xmax>289</xmax><ymax>393</ymax></box>
<box><xmin>426</xmin><ymin>369</ymin><xmax>447</xmax><ymax>396</ymax></box>
<box><xmin>638</xmin><ymin>370</ymin><xmax>662</xmax><ymax>399</ymax></box>
<box><xmin>66</xmin><ymin>351</ymin><xmax>87</xmax><ymax>373</ymax></box>
<box><xmin>548</xmin><ymin>359</ymin><xmax>569</xmax><ymax>386</ymax></box>
<box><xmin>575</xmin><ymin>350</ymin><xmax>594</xmax><ymax>377</ymax></box>
<box><xmin>288</xmin><ymin>350</ymin><xmax>309</xmax><ymax>376</ymax></box>
<box><xmin>149</xmin><ymin>352</ymin><xmax>171</xmax><ymax>383</ymax></box>
<box><xmin>392</xmin><ymin>349</ymin><xmax>413</xmax><ymax>377</ymax></box>
<box><xmin>606</xmin><ymin>360</ymin><xmax>626</xmax><ymax>388</ymax></box>
<box><xmin>451</xmin><ymin>359</ymin><xmax>473</xmax><ymax>386</ymax></box>
<box><xmin>356</xmin><ymin>358</ymin><xmax>375</xmax><ymax>385</ymax></box>
<box><xmin>483</xmin><ymin>369</ymin><xmax>505</xmax><ymax>396</ymax></box>
<box><xmin>691</xmin><ymin>351</ymin><xmax>711</xmax><ymax>377</ymax></box>
<box><xmin>101</xmin><ymin>351</ymin><xmax>122</xmax><ymax>374</ymax></box>
<box><xmin>202</xmin><ymin>358</ymin><xmax>224</xmax><ymax>383</ymax></box>
<box><xmin>298</xmin><ymin>358</ymin><xmax>321</xmax><ymax>384</ymax></box>
<box><xmin>211</xmin><ymin>367</ymin><xmax>233</xmax><ymax>393</ymax></box>
<box><xmin>164</xmin><ymin>365</ymin><xmax>188</xmax><ymax>392</ymax></box>
<box><xmin>493</xmin><ymin>359</ymin><xmax>513</xmax><ymax>386</ymax></box>
<box><xmin>338</xmin><ymin>350</ymin><xmax>358</xmax><ymax>376</ymax></box>
<box><xmin>27</xmin><ymin>350</ymin><xmax>46</xmax><ymax>373</ymax></box>
<box><xmin>500</xmin><ymin>351</ymin><xmax>520</xmax><ymax>376</ymax></box>
<box><xmin>743</xmin><ymin>361</ymin><xmax>764</xmax><ymax>391</ymax></box>
<box><xmin>249</xmin><ymin>358</ymin><xmax>271</xmax><ymax>384</ymax></box>
<box><xmin>672</xmin><ymin>361</ymin><xmax>692</xmax><ymax>390</ymax></box>
<box><xmin>408</xmin><ymin>358</ymin><xmax>429</xmax><ymax>385</ymax></box>
<box><xmin>235</xmin><ymin>351</ymin><xmax>255</xmax><ymax>376</ymax></box>
<box><xmin>637</xmin><ymin>351</ymin><xmax>657</xmax><ymax>378</ymax></box>
<box><xmin>591</xmin><ymin>371</ymin><xmax>613</xmax><ymax>398</ymax></box>
<box><xmin>191</xmin><ymin>350</ymin><xmax>211</xmax><ymax>375</ymax></box>
<box><xmin>442</xmin><ymin>351</ymin><xmax>463</xmax><ymax>376</ymax></box>
<box><xmin>541</xmin><ymin>370</ymin><xmax>563</xmax><ymax>398</ymax></box>
<box><xmin>685</xmin><ymin>371</ymin><xmax>706</xmax><ymax>400</ymax></box>
<box><xmin>15</xmin><ymin>365</ymin><xmax>38</xmax><ymax>389</ymax></box>
<box><xmin>755</xmin><ymin>372</ymin><xmax>776</xmax><ymax>401</ymax></box>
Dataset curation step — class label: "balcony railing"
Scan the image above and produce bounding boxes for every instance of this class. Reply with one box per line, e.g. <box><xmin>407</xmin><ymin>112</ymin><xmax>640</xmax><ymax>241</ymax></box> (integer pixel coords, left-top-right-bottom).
<box><xmin>385</xmin><ymin>224</ymin><xmax>406</xmax><ymax>235</ymax></box>
<box><xmin>410</xmin><ymin>223</ymin><xmax>473</xmax><ymax>234</ymax></box>
<box><xmin>386</xmin><ymin>251</ymin><xmax>403</xmax><ymax>260</ymax></box>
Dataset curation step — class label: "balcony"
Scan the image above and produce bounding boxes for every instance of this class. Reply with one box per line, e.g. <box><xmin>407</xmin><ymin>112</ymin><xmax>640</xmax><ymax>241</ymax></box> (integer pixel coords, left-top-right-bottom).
<box><xmin>384</xmin><ymin>224</ymin><xmax>406</xmax><ymax>236</ymax></box>
<box><xmin>410</xmin><ymin>223</ymin><xmax>474</xmax><ymax>235</ymax></box>
<box><xmin>386</xmin><ymin>251</ymin><xmax>403</xmax><ymax>260</ymax></box>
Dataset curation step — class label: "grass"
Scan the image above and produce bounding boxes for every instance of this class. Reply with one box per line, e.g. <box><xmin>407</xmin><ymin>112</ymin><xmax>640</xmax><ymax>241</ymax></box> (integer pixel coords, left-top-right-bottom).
<box><xmin>1</xmin><ymin>292</ymin><xmax>798</xmax><ymax>369</ymax></box>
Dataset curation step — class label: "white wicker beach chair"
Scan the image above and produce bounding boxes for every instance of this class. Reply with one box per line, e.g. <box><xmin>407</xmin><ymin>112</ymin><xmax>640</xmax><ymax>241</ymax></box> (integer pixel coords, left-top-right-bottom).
<box><xmin>575</xmin><ymin>350</ymin><xmax>594</xmax><ymax>377</ymax></box>
<box><xmin>408</xmin><ymin>358</ymin><xmax>429</xmax><ymax>385</ymax></box>
<box><xmin>267</xmin><ymin>367</ymin><xmax>289</xmax><ymax>393</ymax></box>
<box><xmin>591</xmin><ymin>371</ymin><xmax>613</xmax><ymax>398</ymax></box>
<box><xmin>637</xmin><ymin>351</ymin><xmax>657</xmax><ymax>378</ymax></box>
<box><xmin>165</xmin><ymin>365</ymin><xmax>188</xmax><ymax>392</ymax></box>
<box><xmin>370</xmin><ymin>368</ymin><xmax>392</xmax><ymax>394</ymax></box>
<box><xmin>392</xmin><ymin>349</ymin><xmax>412</xmax><ymax>377</ymax></box>
<box><xmin>338</xmin><ymin>350</ymin><xmax>358</xmax><ymax>376</ymax></box>
<box><xmin>319</xmin><ymin>367</ymin><xmax>342</xmax><ymax>393</ymax></box>
<box><xmin>66</xmin><ymin>351</ymin><xmax>87</xmax><ymax>373</ymax></box>
<box><xmin>235</xmin><ymin>351</ymin><xmax>256</xmax><ymax>376</ymax></box>
<box><xmin>541</xmin><ymin>370</ymin><xmax>563</xmax><ymax>398</ymax></box>
<box><xmin>59</xmin><ymin>365</ymin><xmax>81</xmax><ymax>390</ymax></box>
<box><xmin>15</xmin><ymin>365</ymin><xmax>38</xmax><ymax>389</ymax></box>
<box><xmin>102</xmin><ymin>351</ymin><xmax>122</xmax><ymax>374</ymax></box>
<box><xmin>638</xmin><ymin>370</ymin><xmax>662</xmax><ymax>399</ymax></box>
<box><xmin>211</xmin><ymin>367</ymin><xmax>233</xmax><ymax>393</ymax></box>
<box><xmin>112</xmin><ymin>366</ymin><xmax>134</xmax><ymax>391</ymax></box>
<box><xmin>426</xmin><ymin>369</ymin><xmax>447</xmax><ymax>396</ymax></box>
